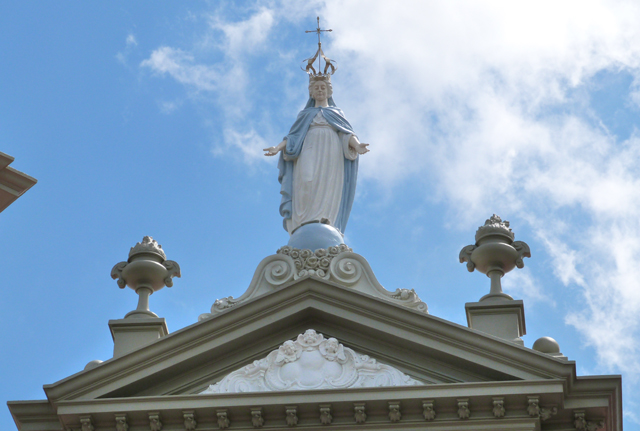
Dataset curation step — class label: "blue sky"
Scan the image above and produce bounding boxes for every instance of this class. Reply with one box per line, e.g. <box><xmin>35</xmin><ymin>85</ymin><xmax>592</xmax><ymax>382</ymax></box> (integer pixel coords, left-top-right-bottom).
<box><xmin>2</xmin><ymin>1</ymin><xmax>640</xmax><ymax>429</ymax></box>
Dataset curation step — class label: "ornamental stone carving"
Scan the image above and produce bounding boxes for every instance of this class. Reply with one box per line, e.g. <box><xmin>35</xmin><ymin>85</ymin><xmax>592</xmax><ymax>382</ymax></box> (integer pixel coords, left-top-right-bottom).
<box><xmin>574</xmin><ymin>410</ymin><xmax>604</xmax><ymax>431</ymax></box>
<box><xmin>216</xmin><ymin>410</ymin><xmax>230</xmax><ymax>430</ymax></box>
<box><xmin>199</xmin><ymin>249</ymin><xmax>427</xmax><ymax>321</ymax></box>
<box><xmin>149</xmin><ymin>412</ymin><xmax>162</xmax><ymax>431</ymax></box>
<box><xmin>319</xmin><ymin>405</ymin><xmax>332</xmax><ymax>425</ymax></box>
<box><xmin>354</xmin><ymin>403</ymin><xmax>367</xmax><ymax>424</ymax></box>
<box><xmin>115</xmin><ymin>414</ymin><xmax>129</xmax><ymax>431</ymax></box>
<box><xmin>279</xmin><ymin>244</ymin><xmax>351</xmax><ymax>279</ymax></box>
<box><xmin>183</xmin><ymin>411</ymin><xmax>196</xmax><ymax>431</ymax></box>
<box><xmin>111</xmin><ymin>237</ymin><xmax>181</xmax><ymax>318</ymax></box>
<box><xmin>457</xmin><ymin>399</ymin><xmax>470</xmax><ymax>420</ymax></box>
<box><xmin>527</xmin><ymin>396</ymin><xmax>540</xmax><ymax>417</ymax></box>
<box><xmin>251</xmin><ymin>408</ymin><xmax>264</xmax><ymax>428</ymax></box>
<box><xmin>422</xmin><ymin>400</ymin><xmax>436</xmax><ymax>421</ymax></box>
<box><xmin>459</xmin><ymin>215</ymin><xmax>530</xmax><ymax>301</ymax></box>
<box><xmin>285</xmin><ymin>406</ymin><xmax>298</xmax><ymax>427</ymax></box>
<box><xmin>388</xmin><ymin>402</ymin><xmax>401</xmax><ymax>423</ymax></box>
<box><xmin>200</xmin><ymin>330</ymin><xmax>422</xmax><ymax>393</ymax></box>
<box><xmin>492</xmin><ymin>397</ymin><xmax>505</xmax><ymax>418</ymax></box>
<box><xmin>79</xmin><ymin>416</ymin><xmax>94</xmax><ymax>431</ymax></box>
<box><xmin>540</xmin><ymin>406</ymin><xmax>558</xmax><ymax>421</ymax></box>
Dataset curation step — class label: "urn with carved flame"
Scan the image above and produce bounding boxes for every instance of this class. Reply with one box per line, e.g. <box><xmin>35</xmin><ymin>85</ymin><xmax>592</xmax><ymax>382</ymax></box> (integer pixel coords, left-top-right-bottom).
<box><xmin>111</xmin><ymin>236</ymin><xmax>181</xmax><ymax>318</ymax></box>
<box><xmin>459</xmin><ymin>215</ymin><xmax>530</xmax><ymax>301</ymax></box>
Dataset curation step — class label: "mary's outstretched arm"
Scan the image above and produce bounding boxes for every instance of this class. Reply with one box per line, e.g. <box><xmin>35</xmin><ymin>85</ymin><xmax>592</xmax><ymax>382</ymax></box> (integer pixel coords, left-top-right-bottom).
<box><xmin>264</xmin><ymin>139</ymin><xmax>287</xmax><ymax>156</ymax></box>
<box><xmin>348</xmin><ymin>135</ymin><xmax>369</xmax><ymax>154</ymax></box>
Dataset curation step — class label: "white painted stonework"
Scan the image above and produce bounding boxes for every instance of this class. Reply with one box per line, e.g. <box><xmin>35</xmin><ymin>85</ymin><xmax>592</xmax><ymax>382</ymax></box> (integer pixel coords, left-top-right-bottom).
<box><xmin>201</xmin><ymin>330</ymin><xmax>423</xmax><ymax>393</ymax></box>
<box><xmin>199</xmin><ymin>248</ymin><xmax>428</xmax><ymax>320</ymax></box>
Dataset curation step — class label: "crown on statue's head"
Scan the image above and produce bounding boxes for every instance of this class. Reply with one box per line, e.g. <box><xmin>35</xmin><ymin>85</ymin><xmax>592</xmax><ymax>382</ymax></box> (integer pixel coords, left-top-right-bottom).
<box><xmin>309</xmin><ymin>73</ymin><xmax>332</xmax><ymax>83</ymax></box>
<box><xmin>302</xmin><ymin>17</ymin><xmax>337</xmax><ymax>79</ymax></box>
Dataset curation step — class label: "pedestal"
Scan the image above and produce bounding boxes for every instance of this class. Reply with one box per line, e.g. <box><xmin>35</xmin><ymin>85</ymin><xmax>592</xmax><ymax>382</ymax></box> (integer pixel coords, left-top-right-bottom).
<box><xmin>465</xmin><ymin>299</ymin><xmax>526</xmax><ymax>345</ymax></box>
<box><xmin>109</xmin><ymin>317</ymin><xmax>169</xmax><ymax>358</ymax></box>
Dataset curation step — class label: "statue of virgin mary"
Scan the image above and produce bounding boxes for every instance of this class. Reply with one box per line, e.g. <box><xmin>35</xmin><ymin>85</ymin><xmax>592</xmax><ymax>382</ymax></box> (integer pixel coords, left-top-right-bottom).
<box><xmin>264</xmin><ymin>75</ymin><xmax>369</xmax><ymax>239</ymax></box>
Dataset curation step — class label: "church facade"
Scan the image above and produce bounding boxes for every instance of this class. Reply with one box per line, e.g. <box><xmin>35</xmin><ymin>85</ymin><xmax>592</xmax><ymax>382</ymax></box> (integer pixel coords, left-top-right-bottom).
<box><xmin>8</xmin><ymin>234</ymin><xmax>621</xmax><ymax>431</ymax></box>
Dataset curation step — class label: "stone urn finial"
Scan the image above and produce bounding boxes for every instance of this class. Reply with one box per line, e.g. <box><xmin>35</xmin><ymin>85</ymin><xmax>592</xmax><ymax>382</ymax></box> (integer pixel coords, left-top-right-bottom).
<box><xmin>111</xmin><ymin>236</ymin><xmax>181</xmax><ymax>318</ymax></box>
<box><xmin>459</xmin><ymin>215</ymin><xmax>530</xmax><ymax>301</ymax></box>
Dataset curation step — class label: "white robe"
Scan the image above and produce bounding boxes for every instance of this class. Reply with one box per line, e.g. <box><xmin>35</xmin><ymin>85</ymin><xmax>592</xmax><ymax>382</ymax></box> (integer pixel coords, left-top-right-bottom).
<box><xmin>289</xmin><ymin>112</ymin><xmax>355</xmax><ymax>233</ymax></box>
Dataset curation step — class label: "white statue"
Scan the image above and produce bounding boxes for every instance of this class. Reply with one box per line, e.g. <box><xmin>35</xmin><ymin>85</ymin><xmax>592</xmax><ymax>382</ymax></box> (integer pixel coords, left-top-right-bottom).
<box><xmin>264</xmin><ymin>23</ymin><xmax>368</xmax><ymax>236</ymax></box>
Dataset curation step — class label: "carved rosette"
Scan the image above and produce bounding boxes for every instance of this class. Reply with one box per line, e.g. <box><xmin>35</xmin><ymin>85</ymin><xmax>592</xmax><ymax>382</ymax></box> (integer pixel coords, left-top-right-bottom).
<box><xmin>278</xmin><ymin>244</ymin><xmax>352</xmax><ymax>279</ymax></box>
<box><xmin>459</xmin><ymin>215</ymin><xmax>530</xmax><ymax>301</ymax></box>
<box><xmin>201</xmin><ymin>330</ymin><xmax>423</xmax><ymax>393</ymax></box>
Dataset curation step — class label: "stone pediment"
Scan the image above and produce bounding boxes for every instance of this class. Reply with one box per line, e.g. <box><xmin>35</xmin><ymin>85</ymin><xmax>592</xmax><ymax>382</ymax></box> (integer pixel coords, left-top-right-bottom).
<box><xmin>14</xmin><ymin>275</ymin><xmax>621</xmax><ymax>431</ymax></box>
<box><xmin>41</xmin><ymin>277</ymin><xmax>580</xmax><ymax>404</ymax></box>
<box><xmin>201</xmin><ymin>329</ymin><xmax>423</xmax><ymax>393</ymax></box>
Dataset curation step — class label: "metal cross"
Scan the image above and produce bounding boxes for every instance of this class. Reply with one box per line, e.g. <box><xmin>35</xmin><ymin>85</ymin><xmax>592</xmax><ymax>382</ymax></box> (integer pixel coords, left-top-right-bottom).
<box><xmin>305</xmin><ymin>16</ymin><xmax>332</xmax><ymax>46</ymax></box>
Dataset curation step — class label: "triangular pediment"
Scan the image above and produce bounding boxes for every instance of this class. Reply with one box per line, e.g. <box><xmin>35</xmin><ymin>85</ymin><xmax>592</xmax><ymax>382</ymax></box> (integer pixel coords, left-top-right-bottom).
<box><xmin>43</xmin><ymin>276</ymin><xmax>576</xmax><ymax>404</ymax></box>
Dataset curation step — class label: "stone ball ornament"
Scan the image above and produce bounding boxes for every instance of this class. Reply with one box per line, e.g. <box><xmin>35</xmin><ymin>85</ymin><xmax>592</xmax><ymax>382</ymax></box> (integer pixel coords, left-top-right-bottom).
<box><xmin>459</xmin><ymin>215</ymin><xmax>530</xmax><ymax>301</ymax></box>
<box><xmin>111</xmin><ymin>236</ymin><xmax>181</xmax><ymax>318</ymax></box>
<box><xmin>532</xmin><ymin>336</ymin><xmax>560</xmax><ymax>354</ymax></box>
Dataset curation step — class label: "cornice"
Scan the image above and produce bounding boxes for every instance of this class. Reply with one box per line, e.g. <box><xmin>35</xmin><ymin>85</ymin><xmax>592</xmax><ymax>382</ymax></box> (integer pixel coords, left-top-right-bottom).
<box><xmin>44</xmin><ymin>277</ymin><xmax>578</xmax><ymax>403</ymax></box>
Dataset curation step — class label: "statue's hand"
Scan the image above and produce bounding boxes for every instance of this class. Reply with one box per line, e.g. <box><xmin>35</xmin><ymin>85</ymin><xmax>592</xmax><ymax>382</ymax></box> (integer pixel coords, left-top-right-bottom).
<box><xmin>354</xmin><ymin>143</ymin><xmax>369</xmax><ymax>154</ymax></box>
<box><xmin>263</xmin><ymin>146</ymin><xmax>281</xmax><ymax>156</ymax></box>
<box><xmin>264</xmin><ymin>140</ymin><xmax>286</xmax><ymax>156</ymax></box>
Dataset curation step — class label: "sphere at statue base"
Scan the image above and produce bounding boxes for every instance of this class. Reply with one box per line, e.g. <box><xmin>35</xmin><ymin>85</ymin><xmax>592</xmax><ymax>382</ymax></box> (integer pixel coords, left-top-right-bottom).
<box><xmin>288</xmin><ymin>223</ymin><xmax>344</xmax><ymax>251</ymax></box>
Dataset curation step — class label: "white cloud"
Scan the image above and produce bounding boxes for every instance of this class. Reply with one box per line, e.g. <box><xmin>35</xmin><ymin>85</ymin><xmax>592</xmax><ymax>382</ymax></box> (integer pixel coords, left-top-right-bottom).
<box><xmin>141</xmin><ymin>47</ymin><xmax>220</xmax><ymax>91</ymax></box>
<box><xmin>501</xmin><ymin>268</ymin><xmax>552</xmax><ymax>307</ymax></box>
<box><xmin>207</xmin><ymin>8</ymin><xmax>274</xmax><ymax>58</ymax></box>
<box><xmin>216</xmin><ymin>128</ymin><xmax>270</xmax><ymax>164</ymax></box>
<box><xmin>126</xmin><ymin>34</ymin><xmax>137</xmax><ymax>47</ymax></box>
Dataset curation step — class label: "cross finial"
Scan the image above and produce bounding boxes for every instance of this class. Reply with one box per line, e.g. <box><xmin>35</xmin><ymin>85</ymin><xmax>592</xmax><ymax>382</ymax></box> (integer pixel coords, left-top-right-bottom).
<box><xmin>306</xmin><ymin>16</ymin><xmax>332</xmax><ymax>47</ymax></box>
<box><xmin>303</xmin><ymin>17</ymin><xmax>336</xmax><ymax>76</ymax></box>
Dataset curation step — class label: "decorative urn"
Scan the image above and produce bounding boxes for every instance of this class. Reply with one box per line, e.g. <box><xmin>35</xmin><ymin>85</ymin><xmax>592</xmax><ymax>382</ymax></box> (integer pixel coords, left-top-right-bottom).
<box><xmin>459</xmin><ymin>215</ymin><xmax>530</xmax><ymax>301</ymax></box>
<box><xmin>111</xmin><ymin>236</ymin><xmax>181</xmax><ymax>318</ymax></box>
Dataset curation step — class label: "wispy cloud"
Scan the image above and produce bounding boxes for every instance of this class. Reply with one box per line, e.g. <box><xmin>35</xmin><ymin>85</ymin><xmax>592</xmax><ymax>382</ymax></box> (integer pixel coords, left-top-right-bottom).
<box><xmin>140</xmin><ymin>8</ymin><xmax>281</xmax><ymax>163</ymax></box>
<box><xmin>116</xmin><ymin>33</ymin><xmax>139</xmax><ymax>65</ymax></box>
<box><xmin>141</xmin><ymin>47</ymin><xmax>220</xmax><ymax>91</ymax></box>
